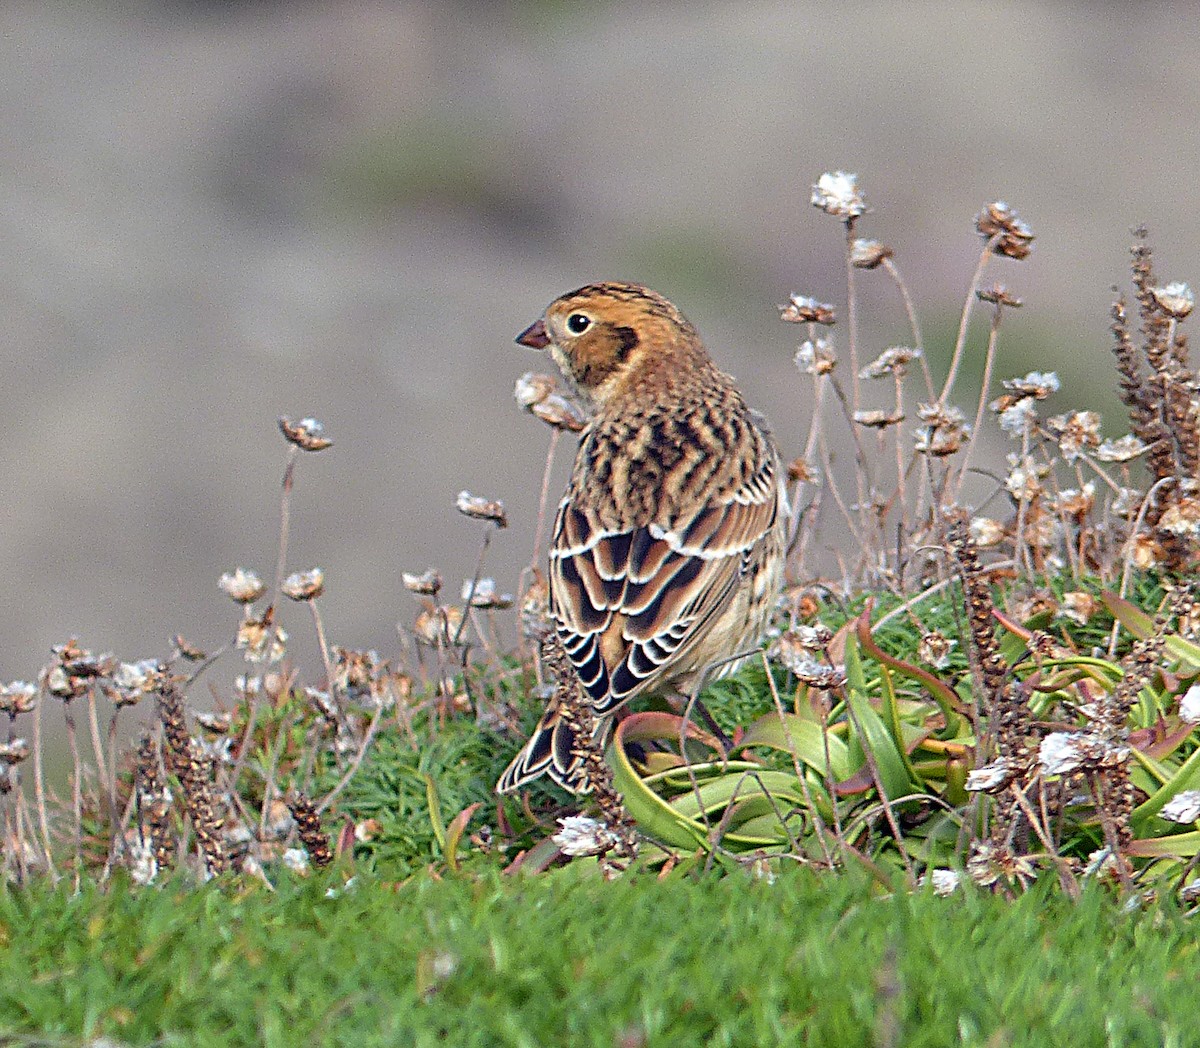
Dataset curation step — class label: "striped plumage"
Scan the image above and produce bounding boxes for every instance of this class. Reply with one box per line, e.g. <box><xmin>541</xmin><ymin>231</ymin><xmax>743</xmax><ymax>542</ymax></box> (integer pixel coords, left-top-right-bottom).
<box><xmin>496</xmin><ymin>282</ymin><xmax>787</xmax><ymax>794</ymax></box>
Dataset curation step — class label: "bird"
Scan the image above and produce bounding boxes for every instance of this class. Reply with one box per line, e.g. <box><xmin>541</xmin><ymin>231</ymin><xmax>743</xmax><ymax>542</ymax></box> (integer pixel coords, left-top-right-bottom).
<box><xmin>495</xmin><ymin>282</ymin><xmax>788</xmax><ymax>795</ymax></box>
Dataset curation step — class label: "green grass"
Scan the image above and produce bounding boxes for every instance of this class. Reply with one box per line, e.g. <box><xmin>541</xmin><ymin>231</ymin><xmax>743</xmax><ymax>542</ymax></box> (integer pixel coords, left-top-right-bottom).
<box><xmin>1</xmin><ymin>867</ymin><xmax>1194</xmax><ymax>1047</ymax></box>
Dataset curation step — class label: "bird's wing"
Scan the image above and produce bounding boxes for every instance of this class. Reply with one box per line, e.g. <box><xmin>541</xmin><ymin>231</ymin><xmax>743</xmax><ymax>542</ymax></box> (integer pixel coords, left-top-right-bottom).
<box><xmin>548</xmin><ymin>441</ymin><xmax>782</xmax><ymax>716</ymax></box>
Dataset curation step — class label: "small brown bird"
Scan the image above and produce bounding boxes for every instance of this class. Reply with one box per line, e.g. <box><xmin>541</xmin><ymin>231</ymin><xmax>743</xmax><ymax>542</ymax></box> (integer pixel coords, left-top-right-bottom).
<box><xmin>496</xmin><ymin>282</ymin><xmax>787</xmax><ymax>794</ymax></box>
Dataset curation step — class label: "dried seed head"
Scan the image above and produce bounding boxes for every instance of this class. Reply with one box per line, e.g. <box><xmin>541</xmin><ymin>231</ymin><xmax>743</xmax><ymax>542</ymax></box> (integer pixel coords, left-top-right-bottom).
<box><xmin>975</xmin><ymin>201</ymin><xmax>1034</xmax><ymax>260</ymax></box>
<box><xmin>413</xmin><ymin>606</ymin><xmax>465</xmax><ymax>646</ymax></box>
<box><xmin>853</xmin><ymin>409</ymin><xmax>904</xmax><ymax>429</ymax></box>
<box><xmin>531</xmin><ymin>392</ymin><xmax>588</xmax><ymax>431</ymax></box>
<box><xmin>781</xmin><ymin>295</ymin><xmax>837</xmax><ymax>325</ymax></box>
<box><xmin>859</xmin><ymin>345</ymin><xmax>921</xmax><ymax>379</ymax></box>
<box><xmin>456</xmin><ymin>491</ymin><xmax>508</xmax><ymax>528</ymax></box>
<box><xmin>1131</xmin><ymin>532</ymin><xmax>1165</xmax><ymax>569</ymax></box>
<box><xmin>1096</xmin><ymin>435</ymin><xmax>1149</xmax><ymax>463</ymax></box>
<box><xmin>1001</xmin><ymin>371</ymin><xmax>1059</xmax><ymax>401</ymax></box>
<box><xmin>1046</xmin><ymin>410</ymin><xmax>1101</xmax><ymax>462</ymax></box>
<box><xmin>997</xmin><ymin>397</ymin><xmax>1037</xmax><ymax>436</ymax></box>
<box><xmin>461</xmin><ymin>577</ymin><xmax>514</xmax><ymax>609</ymax></box>
<box><xmin>965</xmin><ymin>758</ymin><xmax>1012</xmax><ymax>793</ymax></box>
<box><xmin>514</xmin><ymin>371</ymin><xmax>589</xmax><ymax>431</ymax></box>
<box><xmin>811</xmin><ymin>171</ymin><xmax>867</xmax><ymax>220</ymax></box>
<box><xmin>514</xmin><ymin>371</ymin><xmax>557</xmax><ymax>408</ymax></box>
<box><xmin>0</xmin><ymin>739</ymin><xmax>29</xmax><ymax>765</ymax></box>
<box><xmin>281</xmin><ymin>568</ymin><xmax>325</xmax><ymax>602</ymax></box>
<box><xmin>219</xmin><ymin>568</ymin><xmax>265</xmax><ymax>604</ymax></box>
<box><xmin>172</xmin><ymin>634</ymin><xmax>206</xmax><ymax>661</ymax></box>
<box><xmin>1159</xmin><ymin>497</ymin><xmax>1200</xmax><ymax>537</ymax></box>
<box><xmin>331</xmin><ymin>647</ymin><xmax>386</xmax><ymax>700</ymax></box>
<box><xmin>771</xmin><ymin>629</ymin><xmax>846</xmax><ymax>687</ymax></box>
<box><xmin>914</xmin><ymin>402</ymin><xmax>970</xmax><ymax>457</ymax></box>
<box><xmin>402</xmin><ymin>569</ymin><xmax>443</xmax><ymax>596</ymax></box>
<box><xmin>794</xmin><ymin>337</ymin><xmax>837</xmax><ymax>375</ymax></box>
<box><xmin>917</xmin><ymin>630</ymin><xmax>955</xmax><ymax>670</ymax></box>
<box><xmin>1055</xmin><ymin>482</ymin><xmax>1096</xmax><ymax>519</ymax></box>
<box><xmin>970</xmin><ymin>517</ymin><xmax>1006</xmax><ymax>548</ymax></box>
<box><xmin>976</xmin><ymin>283</ymin><xmax>1023</xmax><ymax>308</ymax></box>
<box><xmin>1059</xmin><ymin>591</ymin><xmax>1099</xmax><ymax>626</ymax></box>
<box><xmin>1151</xmin><ymin>281</ymin><xmax>1195</xmax><ymax>319</ymax></box>
<box><xmin>786</xmin><ymin>457</ymin><xmax>819</xmax><ymax>485</ymax></box>
<box><xmin>236</xmin><ymin>611</ymin><xmax>287</xmax><ymax>664</ymax></box>
<box><xmin>0</xmin><ymin>681</ymin><xmax>37</xmax><ymax>716</ymax></box>
<box><xmin>1180</xmin><ymin>683</ymin><xmax>1200</xmax><ymax>723</ymax></box>
<box><xmin>1005</xmin><ymin>456</ymin><xmax>1048</xmax><ymax>502</ymax></box>
<box><xmin>553</xmin><ymin>815</ymin><xmax>620</xmax><ymax>857</ymax></box>
<box><xmin>110</xmin><ymin>659</ymin><xmax>164</xmax><ymax>707</ymax></box>
<box><xmin>922</xmin><ymin>869</ymin><xmax>961</xmax><ymax>897</ymax></box>
<box><xmin>278</xmin><ymin>416</ymin><xmax>333</xmax><ymax>452</ymax></box>
<box><xmin>1161</xmin><ymin>790</ymin><xmax>1200</xmax><ymax>823</ymax></box>
<box><xmin>850</xmin><ymin>237</ymin><xmax>893</xmax><ymax>269</ymax></box>
<box><xmin>193</xmin><ymin>710</ymin><xmax>231</xmax><ymax>733</ymax></box>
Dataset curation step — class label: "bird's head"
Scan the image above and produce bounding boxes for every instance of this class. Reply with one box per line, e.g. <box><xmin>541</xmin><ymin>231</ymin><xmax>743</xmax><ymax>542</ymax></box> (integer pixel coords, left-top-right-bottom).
<box><xmin>515</xmin><ymin>282</ymin><xmax>704</xmax><ymax>407</ymax></box>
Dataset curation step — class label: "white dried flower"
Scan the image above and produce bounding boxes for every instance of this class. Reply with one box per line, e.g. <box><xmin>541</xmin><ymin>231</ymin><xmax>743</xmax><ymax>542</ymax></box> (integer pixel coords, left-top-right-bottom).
<box><xmin>1159</xmin><ymin>497</ymin><xmax>1200</xmax><ymax>537</ymax></box>
<box><xmin>402</xmin><ymin>569</ymin><xmax>443</xmax><ymax>596</ymax></box>
<box><xmin>513</xmin><ymin>372</ymin><xmax>557</xmax><ymax>408</ymax></box>
<box><xmin>0</xmin><ymin>681</ymin><xmax>38</xmax><ymax>716</ymax></box>
<box><xmin>456</xmin><ymin>491</ymin><xmax>508</xmax><ymax>528</ymax></box>
<box><xmin>1096</xmin><ymin>435</ymin><xmax>1148</xmax><ymax>463</ymax></box>
<box><xmin>282</xmin><ymin>848</ymin><xmax>310</xmax><ymax>875</ymax></box>
<box><xmin>461</xmin><ymin>577</ymin><xmax>514</xmax><ymax>609</ymax></box>
<box><xmin>917</xmin><ymin>631</ymin><xmax>955</xmax><ymax>669</ymax></box>
<box><xmin>914</xmin><ymin>403</ymin><xmax>970</xmax><ymax>457</ymax></box>
<box><xmin>859</xmin><ymin>346</ymin><xmax>921</xmax><ymax>380</ymax></box>
<box><xmin>970</xmin><ymin>517</ymin><xmax>1006</xmax><ymax>548</ymax></box>
<box><xmin>553</xmin><ymin>815</ymin><xmax>619</xmax><ymax>857</ymax></box>
<box><xmin>278</xmin><ymin>416</ymin><xmax>333</xmax><ymax>452</ymax></box>
<box><xmin>922</xmin><ymin>869</ymin><xmax>961</xmax><ymax>897</ymax></box>
<box><xmin>126</xmin><ymin>836</ymin><xmax>157</xmax><ymax>886</ymax></box>
<box><xmin>1048</xmin><ymin>410</ymin><xmax>1102</xmax><ymax>462</ymax></box>
<box><xmin>850</xmin><ymin>238</ymin><xmax>893</xmax><ymax>269</ymax></box>
<box><xmin>1036</xmin><ymin>734</ymin><xmax>1084</xmax><ymax>777</ymax></box>
<box><xmin>236</xmin><ymin>614</ymin><xmax>288</xmax><ymax>665</ymax></box>
<box><xmin>281</xmin><ymin>568</ymin><xmax>325</xmax><ymax>602</ymax></box>
<box><xmin>1161</xmin><ymin>790</ymin><xmax>1200</xmax><ymax>824</ymax></box>
<box><xmin>1059</xmin><ymin>592</ymin><xmax>1099</xmax><ymax>626</ymax></box>
<box><xmin>965</xmin><ymin>759</ymin><xmax>1012</xmax><ymax>793</ymax></box>
<box><xmin>853</xmin><ymin>409</ymin><xmax>904</xmax><ymax>429</ymax></box>
<box><xmin>1003</xmin><ymin>371</ymin><xmax>1059</xmax><ymax>400</ymax></box>
<box><xmin>1180</xmin><ymin>683</ymin><xmax>1200</xmax><ymax>723</ymax></box>
<box><xmin>998</xmin><ymin>398</ymin><xmax>1038</xmax><ymax>436</ymax></box>
<box><xmin>811</xmin><ymin>171</ymin><xmax>866</xmax><ymax>220</ymax></box>
<box><xmin>975</xmin><ymin>201</ymin><xmax>1034</xmax><ymax>260</ymax></box>
<box><xmin>794</xmin><ymin>338</ymin><xmax>837</xmax><ymax>375</ymax></box>
<box><xmin>111</xmin><ymin>659</ymin><xmax>163</xmax><ymax>706</ymax></box>
<box><xmin>0</xmin><ymin>739</ymin><xmax>29</xmax><ymax>764</ymax></box>
<box><xmin>1005</xmin><ymin>458</ymin><xmax>1045</xmax><ymax>502</ymax></box>
<box><xmin>219</xmin><ymin>568</ymin><xmax>265</xmax><ymax>604</ymax></box>
<box><xmin>782</xmin><ymin>295</ymin><xmax>837</xmax><ymax>325</ymax></box>
<box><xmin>1152</xmin><ymin>282</ymin><xmax>1195</xmax><ymax>319</ymax></box>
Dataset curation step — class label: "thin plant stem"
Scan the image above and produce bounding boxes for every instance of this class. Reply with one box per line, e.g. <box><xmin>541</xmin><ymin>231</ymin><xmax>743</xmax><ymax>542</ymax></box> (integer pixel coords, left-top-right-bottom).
<box><xmin>85</xmin><ymin>686</ymin><xmax>115</xmax><ymax>828</ymax></box>
<box><xmin>882</xmin><ymin>257</ymin><xmax>935</xmax><ymax>400</ymax></box>
<box><xmin>31</xmin><ymin>688</ymin><xmax>56</xmax><ymax>877</ymax></box>
<box><xmin>938</xmin><ymin>237</ymin><xmax>998</xmax><ymax>406</ymax></box>
<box><xmin>317</xmin><ymin>701</ymin><xmax>384</xmax><ymax>815</ymax></box>
<box><xmin>62</xmin><ymin>702</ymin><xmax>82</xmax><ymax>892</ymax></box>
<box><xmin>953</xmin><ymin>303</ymin><xmax>1004</xmax><ymax>504</ymax></box>
<box><xmin>272</xmin><ymin>445</ymin><xmax>300</xmax><ymax>603</ymax></box>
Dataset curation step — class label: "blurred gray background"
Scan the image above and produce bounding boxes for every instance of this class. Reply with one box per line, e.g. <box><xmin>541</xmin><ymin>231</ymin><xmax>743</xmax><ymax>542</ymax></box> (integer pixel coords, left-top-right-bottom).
<box><xmin>2</xmin><ymin>0</ymin><xmax>1196</xmax><ymax>679</ymax></box>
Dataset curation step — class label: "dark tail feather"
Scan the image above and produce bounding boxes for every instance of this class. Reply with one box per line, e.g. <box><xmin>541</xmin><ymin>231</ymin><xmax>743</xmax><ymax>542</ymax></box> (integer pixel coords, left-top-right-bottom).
<box><xmin>495</xmin><ymin>710</ymin><xmax>613</xmax><ymax>795</ymax></box>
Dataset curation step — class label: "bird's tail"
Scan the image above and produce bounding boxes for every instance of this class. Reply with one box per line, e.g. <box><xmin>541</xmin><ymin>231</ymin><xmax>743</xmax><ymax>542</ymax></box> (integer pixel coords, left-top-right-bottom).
<box><xmin>495</xmin><ymin>705</ymin><xmax>614</xmax><ymax>795</ymax></box>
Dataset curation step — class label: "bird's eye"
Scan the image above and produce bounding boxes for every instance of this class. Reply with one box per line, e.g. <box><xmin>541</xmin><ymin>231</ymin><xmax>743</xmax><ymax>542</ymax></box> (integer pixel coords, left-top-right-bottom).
<box><xmin>566</xmin><ymin>313</ymin><xmax>591</xmax><ymax>334</ymax></box>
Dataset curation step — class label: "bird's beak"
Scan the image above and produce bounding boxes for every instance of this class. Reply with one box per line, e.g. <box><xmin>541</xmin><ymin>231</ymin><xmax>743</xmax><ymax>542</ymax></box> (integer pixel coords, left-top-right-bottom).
<box><xmin>515</xmin><ymin>319</ymin><xmax>550</xmax><ymax>349</ymax></box>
